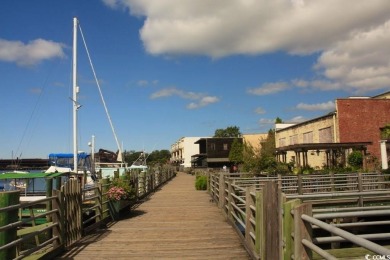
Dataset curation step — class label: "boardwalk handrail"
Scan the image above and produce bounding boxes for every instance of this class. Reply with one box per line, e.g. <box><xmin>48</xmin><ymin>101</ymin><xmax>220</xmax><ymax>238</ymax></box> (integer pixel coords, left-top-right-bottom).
<box><xmin>207</xmin><ymin>171</ymin><xmax>390</xmax><ymax>259</ymax></box>
<box><xmin>294</xmin><ymin>204</ymin><xmax>390</xmax><ymax>259</ymax></box>
<box><xmin>0</xmin><ymin>166</ymin><xmax>176</xmax><ymax>259</ymax></box>
<box><xmin>0</xmin><ymin>192</ymin><xmax>62</xmax><ymax>259</ymax></box>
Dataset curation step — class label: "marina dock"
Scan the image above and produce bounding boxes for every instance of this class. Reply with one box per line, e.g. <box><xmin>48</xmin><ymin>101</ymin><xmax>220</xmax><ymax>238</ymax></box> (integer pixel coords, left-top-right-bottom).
<box><xmin>56</xmin><ymin>172</ymin><xmax>251</xmax><ymax>259</ymax></box>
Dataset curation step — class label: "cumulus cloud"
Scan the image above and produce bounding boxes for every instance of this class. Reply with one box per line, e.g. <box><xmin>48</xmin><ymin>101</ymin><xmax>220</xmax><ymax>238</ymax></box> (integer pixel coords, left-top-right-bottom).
<box><xmin>102</xmin><ymin>0</ymin><xmax>390</xmax><ymax>57</ymax></box>
<box><xmin>103</xmin><ymin>0</ymin><xmax>390</xmax><ymax>93</ymax></box>
<box><xmin>150</xmin><ymin>86</ymin><xmax>219</xmax><ymax>109</ymax></box>
<box><xmin>254</xmin><ymin>107</ymin><xmax>266</xmax><ymax>114</ymax></box>
<box><xmin>137</xmin><ymin>79</ymin><xmax>159</xmax><ymax>87</ymax></box>
<box><xmin>187</xmin><ymin>96</ymin><xmax>219</xmax><ymax>109</ymax></box>
<box><xmin>314</xmin><ymin>20</ymin><xmax>390</xmax><ymax>93</ymax></box>
<box><xmin>247</xmin><ymin>82</ymin><xmax>290</xmax><ymax>96</ymax></box>
<box><xmin>258</xmin><ymin>118</ymin><xmax>274</xmax><ymax>126</ymax></box>
<box><xmin>289</xmin><ymin>116</ymin><xmax>306</xmax><ymax>123</ymax></box>
<box><xmin>296</xmin><ymin>101</ymin><xmax>335</xmax><ymax>111</ymax></box>
<box><xmin>0</xmin><ymin>38</ymin><xmax>65</xmax><ymax>66</ymax></box>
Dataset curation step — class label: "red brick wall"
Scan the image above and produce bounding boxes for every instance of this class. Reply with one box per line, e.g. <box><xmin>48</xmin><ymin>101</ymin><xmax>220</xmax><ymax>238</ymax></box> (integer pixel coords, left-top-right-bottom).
<box><xmin>337</xmin><ymin>98</ymin><xmax>390</xmax><ymax>159</ymax></box>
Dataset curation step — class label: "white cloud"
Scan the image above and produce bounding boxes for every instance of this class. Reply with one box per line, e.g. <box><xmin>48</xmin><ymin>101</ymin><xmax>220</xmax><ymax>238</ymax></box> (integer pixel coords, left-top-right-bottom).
<box><xmin>289</xmin><ymin>116</ymin><xmax>306</xmax><ymax>123</ymax></box>
<box><xmin>137</xmin><ymin>79</ymin><xmax>159</xmax><ymax>87</ymax></box>
<box><xmin>247</xmin><ymin>82</ymin><xmax>289</xmax><ymax>96</ymax></box>
<box><xmin>102</xmin><ymin>0</ymin><xmax>390</xmax><ymax>58</ymax></box>
<box><xmin>187</xmin><ymin>96</ymin><xmax>219</xmax><ymax>109</ymax></box>
<box><xmin>0</xmin><ymin>38</ymin><xmax>65</xmax><ymax>66</ymax></box>
<box><xmin>258</xmin><ymin>118</ymin><xmax>274</xmax><ymax>125</ymax></box>
<box><xmin>296</xmin><ymin>101</ymin><xmax>335</xmax><ymax>111</ymax></box>
<box><xmin>314</xmin><ymin>20</ymin><xmax>390</xmax><ymax>93</ymax></box>
<box><xmin>150</xmin><ymin>86</ymin><xmax>219</xmax><ymax>109</ymax></box>
<box><xmin>104</xmin><ymin>0</ymin><xmax>390</xmax><ymax>93</ymax></box>
<box><xmin>254</xmin><ymin>107</ymin><xmax>266</xmax><ymax>114</ymax></box>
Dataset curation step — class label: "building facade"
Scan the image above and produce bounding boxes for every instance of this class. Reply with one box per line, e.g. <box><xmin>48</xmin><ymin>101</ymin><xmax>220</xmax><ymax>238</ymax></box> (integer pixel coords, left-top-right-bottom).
<box><xmin>275</xmin><ymin>94</ymin><xmax>390</xmax><ymax>170</ymax></box>
<box><xmin>242</xmin><ymin>133</ymin><xmax>268</xmax><ymax>154</ymax></box>
<box><xmin>170</xmin><ymin>137</ymin><xmax>208</xmax><ymax>169</ymax></box>
<box><xmin>191</xmin><ymin>137</ymin><xmax>243</xmax><ymax>169</ymax></box>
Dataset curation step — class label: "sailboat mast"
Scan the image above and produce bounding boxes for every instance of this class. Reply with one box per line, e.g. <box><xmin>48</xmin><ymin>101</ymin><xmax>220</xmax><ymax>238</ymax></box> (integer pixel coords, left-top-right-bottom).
<box><xmin>73</xmin><ymin>17</ymin><xmax>78</xmax><ymax>173</ymax></box>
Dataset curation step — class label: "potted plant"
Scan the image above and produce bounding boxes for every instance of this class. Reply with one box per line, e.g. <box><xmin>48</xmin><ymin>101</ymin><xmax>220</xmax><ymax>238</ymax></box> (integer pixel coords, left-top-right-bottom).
<box><xmin>107</xmin><ymin>178</ymin><xmax>135</xmax><ymax>218</ymax></box>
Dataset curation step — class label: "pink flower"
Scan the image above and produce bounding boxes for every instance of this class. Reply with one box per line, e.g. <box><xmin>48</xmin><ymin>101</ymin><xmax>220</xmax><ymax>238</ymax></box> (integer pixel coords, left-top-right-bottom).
<box><xmin>107</xmin><ymin>186</ymin><xmax>128</xmax><ymax>201</ymax></box>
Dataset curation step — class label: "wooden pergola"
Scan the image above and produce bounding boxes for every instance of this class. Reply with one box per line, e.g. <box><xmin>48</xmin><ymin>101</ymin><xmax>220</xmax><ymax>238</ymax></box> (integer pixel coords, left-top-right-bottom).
<box><xmin>275</xmin><ymin>142</ymin><xmax>372</xmax><ymax>169</ymax></box>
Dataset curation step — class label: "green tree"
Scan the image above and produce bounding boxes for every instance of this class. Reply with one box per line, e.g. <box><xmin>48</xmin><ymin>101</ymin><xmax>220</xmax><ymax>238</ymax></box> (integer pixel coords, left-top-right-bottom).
<box><xmin>275</xmin><ymin>117</ymin><xmax>283</xmax><ymax>123</ymax></box>
<box><xmin>214</xmin><ymin>126</ymin><xmax>242</xmax><ymax>137</ymax></box>
<box><xmin>148</xmin><ymin>150</ymin><xmax>171</xmax><ymax>165</ymax></box>
<box><xmin>381</xmin><ymin>124</ymin><xmax>390</xmax><ymax>139</ymax></box>
<box><xmin>229</xmin><ymin>138</ymin><xmax>243</xmax><ymax>165</ymax></box>
<box><xmin>242</xmin><ymin>141</ymin><xmax>260</xmax><ymax>172</ymax></box>
<box><xmin>261</xmin><ymin>129</ymin><xmax>276</xmax><ymax>158</ymax></box>
<box><xmin>123</xmin><ymin>149</ymin><xmax>171</xmax><ymax>166</ymax></box>
<box><xmin>258</xmin><ymin>129</ymin><xmax>277</xmax><ymax>172</ymax></box>
<box><xmin>123</xmin><ymin>150</ymin><xmax>140</xmax><ymax>165</ymax></box>
<box><xmin>348</xmin><ymin>151</ymin><xmax>363</xmax><ymax>168</ymax></box>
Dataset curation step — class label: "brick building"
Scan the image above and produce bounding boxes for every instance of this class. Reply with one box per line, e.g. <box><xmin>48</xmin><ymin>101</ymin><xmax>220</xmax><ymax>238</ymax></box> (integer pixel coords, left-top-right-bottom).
<box><xmin>275</xmin><ymin>92</ymin><xmax>390</xmax><ymax>170</ymax></box>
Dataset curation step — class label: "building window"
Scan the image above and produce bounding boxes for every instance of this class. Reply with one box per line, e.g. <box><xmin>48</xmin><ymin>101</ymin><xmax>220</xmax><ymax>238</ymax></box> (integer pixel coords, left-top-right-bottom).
<box><xmin>303</xmin><ymin>131</ymin><xmax>313</xmax><ymax>143</ymax></box>
<box><xmin>289</xmin><ymin>135</ymin><xmax>298</xmax><ymax>145</ymax></box>
<box><xmin>319</xmin><ymin>127</ymin><xmax>332</xmax><ymax>143</ymax></box>
<box><xmin>223</xmin><ymin>143</ymin><xmax>228</xmax><ymax>150</ymax></box>
<box><xmin>210</xmin><ymin>143</ymin><xmax>216</xmax><ymax>150</ymax></box>
<box><xmin>279</xmin><ymin>138</ymin><xmax>286</xmax><ymax>147</ymax></box>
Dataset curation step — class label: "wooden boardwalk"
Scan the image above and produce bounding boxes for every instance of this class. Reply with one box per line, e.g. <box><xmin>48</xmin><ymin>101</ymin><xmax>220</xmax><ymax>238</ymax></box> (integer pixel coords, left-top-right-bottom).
<box><xmin>57</xmin><ymin>172</ymin><xmax>251</xmax><ymax>259</ymax></box>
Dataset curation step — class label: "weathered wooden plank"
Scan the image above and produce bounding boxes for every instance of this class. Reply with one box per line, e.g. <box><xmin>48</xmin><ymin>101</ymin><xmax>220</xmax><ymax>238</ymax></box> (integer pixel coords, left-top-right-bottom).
<box><xmin>57</xmin><ymin>172</ymin><xmax>250</xmax><ymax>259</ymax></box>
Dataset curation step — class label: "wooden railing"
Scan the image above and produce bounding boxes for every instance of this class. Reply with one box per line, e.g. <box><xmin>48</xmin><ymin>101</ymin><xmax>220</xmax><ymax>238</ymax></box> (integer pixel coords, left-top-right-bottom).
<box><xmin>0</xmin><ymin>166</ymin><xmax>176</xmax><ymax>259</ymax></box>
<box><xmin>208</xmin><ymin>172</ymin><xmax>390</xmax><ymax>259</ymax></box>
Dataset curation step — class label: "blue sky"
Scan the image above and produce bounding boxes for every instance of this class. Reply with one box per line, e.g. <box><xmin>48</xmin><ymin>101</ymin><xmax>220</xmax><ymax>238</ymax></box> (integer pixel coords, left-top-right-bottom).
<box><xmin>1</xmin><ymin>0</ymin><xmax>390</xmax><ymax>159</ymax></box>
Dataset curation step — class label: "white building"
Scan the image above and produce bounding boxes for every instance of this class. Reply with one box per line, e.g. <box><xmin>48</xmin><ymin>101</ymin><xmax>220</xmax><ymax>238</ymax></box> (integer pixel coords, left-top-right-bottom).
<box><xmin>170</xmin><ymin>137</ymin><xmax>209</xmax><ymax>169</ymax></box>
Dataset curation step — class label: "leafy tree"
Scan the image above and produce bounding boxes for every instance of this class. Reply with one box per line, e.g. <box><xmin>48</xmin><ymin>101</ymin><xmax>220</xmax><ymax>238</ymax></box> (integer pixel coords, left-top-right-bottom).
<box><xmin>258</xmin><ymin>129</ymin><xmax>277</xmax><ymax>173</ymax></box>
<box><xmin>123</xmin><ymin>149</ymin><xmax>170</xmax><ymax>166</ymax></box>
<box><xmin>242</xmin><ymin>141</ymin><xmax>260</xmax><ymax>172</ymax></box>
<box><xmin>123</xmin><ymin>150</ymin><xmax>140</xmax><ymax>165</ymax></box>
<box><xmin>229</xmin><ymin>138</ymin><xmax>243</xmax><ymax>165</ymax></box>
<box><xmin>348</xmin><ymin>151</ymin><xmax>363</xmax><ymax>168</ymax></box>
<box><xmin>147</xmin><ymin>150</ymin><xmax>171</xmax><ymax>165</ymax></box>
<box><xmin>260</xmin><ymin>129</ymin><xmax>276</xmax><ymax>158</ymax></box>
<box><xmin>214</xmin><ymin>126</ymin><xmax>242</xmax><ymax>137</ymax></box>
<box><xmin>275</xmin><ymin>117</ymin><xmax>283</xmax><ymax>123</ymax></box>
<box><xmin>381</xmin><ymin>124</ymin><xmax>390</xmax><ymax>139</ymax></box>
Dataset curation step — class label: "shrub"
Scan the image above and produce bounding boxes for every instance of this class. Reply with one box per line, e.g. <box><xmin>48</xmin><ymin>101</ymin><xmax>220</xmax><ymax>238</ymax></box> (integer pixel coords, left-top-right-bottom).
<box><xmin>195</xmin><ymin>175</ymin><xmax>207</xmax><ymax>190</ymax></box>
<box><xmin>108</xmin><ymin>178</ymin><xmax>135</xmax><ymax>201</ymax></box>
<box><xmin>348</xmin><ymin>151</ymin><xmax>363</xmax><ymax>168</ymax></box>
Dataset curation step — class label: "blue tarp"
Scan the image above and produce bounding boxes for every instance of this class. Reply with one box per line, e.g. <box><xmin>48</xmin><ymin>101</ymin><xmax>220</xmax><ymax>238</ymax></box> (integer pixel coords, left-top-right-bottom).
<box><xmin>48</xmin><ymin>153</ymin><xmax>89</xmax><ymax>159</ymax></box>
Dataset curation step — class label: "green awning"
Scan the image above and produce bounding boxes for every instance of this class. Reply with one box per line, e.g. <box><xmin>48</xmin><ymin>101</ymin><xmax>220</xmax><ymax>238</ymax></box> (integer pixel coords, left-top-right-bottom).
<box><xmin>0</xmin><ymin>172</ymin><xmax>66</xmax><ymax>180</ymax></box>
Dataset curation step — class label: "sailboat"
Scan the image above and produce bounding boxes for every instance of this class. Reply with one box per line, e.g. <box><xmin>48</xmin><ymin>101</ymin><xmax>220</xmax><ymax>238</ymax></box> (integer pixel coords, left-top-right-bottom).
<box><xmin>1</xmin><ymin>18</ymin><xmax>97</xmax><ymax>196</ymax></box>
<box><xmin>1</xmin><ymin>17</ymin><xmax>130</xmax><ymax>195</ymax></box>
<box><xmin>44</xmin><ymin>17</ymin><xmax>96</xmax><ymax>183</ymax></box>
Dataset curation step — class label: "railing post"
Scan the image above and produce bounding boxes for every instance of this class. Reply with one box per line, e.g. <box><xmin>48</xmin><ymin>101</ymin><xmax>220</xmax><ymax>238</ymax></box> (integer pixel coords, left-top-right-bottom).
<box><xmin>52</xmin><ymin>189</ymin><xmax>64</xmax><ymax>250</ymax></box>
<box><xmin>96</xmin><ymin>183</ymin><xmax>102</xmax><ymax>223</ymax></box>
<box><xmin>358</xmin><ymin>172</ymin><xmax>363</xmax><ymax>207</ymax></box>
<box><xmin>101</xmin><ymin>178</ymin><xmax>109</xmax><ymax>220</ymax></box>
<box><xmin>218</xmin><ymin>172</ymin><xmax>225</xmax><ymax>209</ymax></box>
<box><xmin>206</xmin><ymin>171</ymin><xmax>210</xmax><ymax>192</ymax></box>
<box><xmin>298</xmin><ymin>174</ymin><xmax>303</xmax><ymax>195</ymax></box>
<box><xmin>255</xmin><ymin>189</ymin><xmax>264</xmax><ymax>259</ymax></box>
<box><xmin>46</xmin><ymin>178</ymin><xmax>53</xmax><ymax>224</ymax></box>
<box><xmin>283</xmin><ymin>199</ymin><xmax>301</xmax><ymax>260</ymax></box>
<box><xmin>0</xmin><ymin>190</ymin><xmax>20</xmax><ymax>260</ymax></box>
<box><xmin>227</xmin><ymin>179</ymin><xmax>233</xmax><ymax>219</ymax></box>
<box><xmin>245</xmin><ymin>186</ymin><xmax>256</xmax><ymax>255</ymax></box>
<box><xmin>330</xmin><ymin>172</ymin><xmax>335</xmax><ymax>192</ymax></box>
<box><xmin>263</xmin><ymin>181</ymin><xmax>281</xmax><ymax>260</ymax></box>
<box><xmin>293</xmin><ymin>203</ymin><xmax>313</xmax><ymax>260</ymax></box>
<box><xmin>277</xmin><ymin>174</ymin><xmax>282</xmax><ymax>188</ymax></box>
